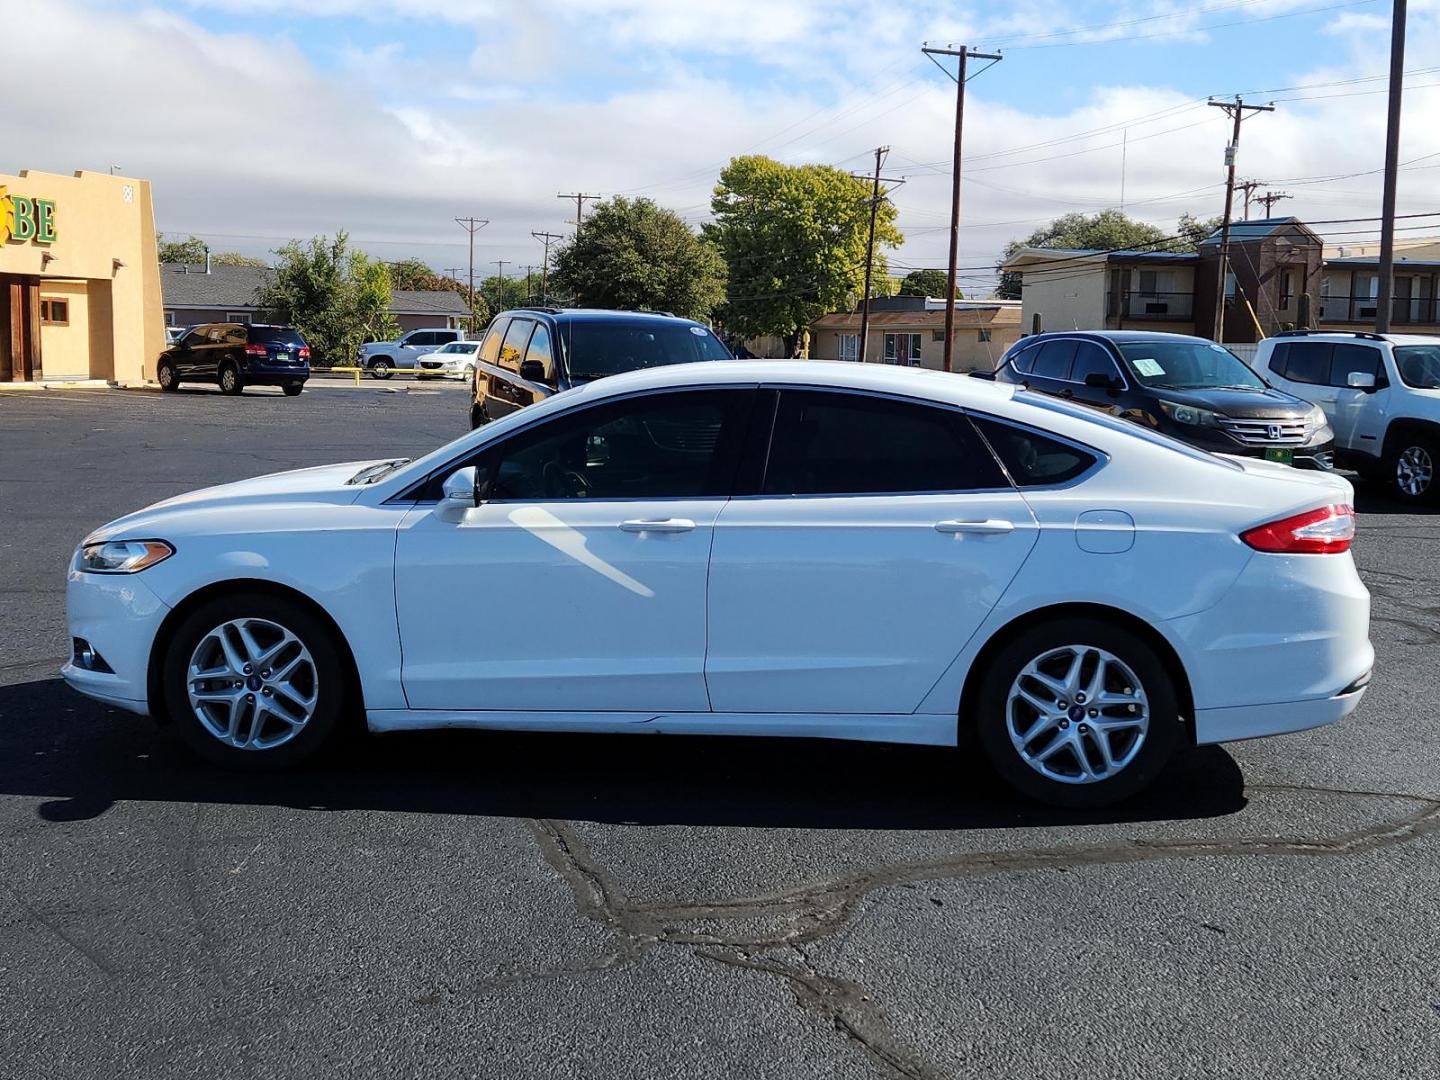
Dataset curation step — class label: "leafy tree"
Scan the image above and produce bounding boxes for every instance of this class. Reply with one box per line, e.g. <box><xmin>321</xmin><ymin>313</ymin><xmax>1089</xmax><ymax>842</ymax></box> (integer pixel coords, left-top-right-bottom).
<box><xmin>255</xmin><ymin>232</ymin><xmax>398</xmax><ymax>364</ymax></box>
<box><xmin>550</xmin><ymin>197</ymin><xmax>727</xmax><ymax>319</ymax></box>
<box><xmin>479</xmin><ymin>274</ymin><xmax>529</xmax><ymax>312</ymax></box>
<box><xmin>1177</xmin><ymin>212</ymin><xmax>1224</xmax><ymax>249</ymax></box>
<box><xmin>898</xmin><ymin>268</ymin><xmax>962</xmax><ymax>298</ymax></box>
<box><xmin>157</xmin><ymin>234</ymin><xmax>208</xmax><ymax>264</ymax></box>
<box><xmin>388</xmin><ymin>258</ymin><xmax>443</xmax><ymax>291</ymax></box>
<box><xmin>211</xmin><ymin>252</ymin><xmax>268</xmax><ymax>268</ymax></box>
<box><xmin>707</xmin><ymin>155</ymin><xmax>902</xmax><ymax>355</ymax></box>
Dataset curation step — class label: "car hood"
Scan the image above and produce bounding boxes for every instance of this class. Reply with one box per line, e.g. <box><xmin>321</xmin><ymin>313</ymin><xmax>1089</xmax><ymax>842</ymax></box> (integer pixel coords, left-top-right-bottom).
<box><xmin>1149</xmin><ymin>385</ymin><xmax>1313</xmax><ymax>418</ymax></box>
<box><xmin>84</xmin><ymin>460</ymin><xmax>386</xmax><ymax>541</ymax></box>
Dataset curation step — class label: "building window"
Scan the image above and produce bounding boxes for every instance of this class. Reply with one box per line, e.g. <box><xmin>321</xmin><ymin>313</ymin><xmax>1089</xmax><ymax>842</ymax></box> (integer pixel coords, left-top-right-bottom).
<box><xmin>225</xmin><ymin>311</ymin><xmax>253</xmax><ymax>325</ymax></box>
<box><xmin>1224</xmin><ymin>271</ymin><xmax>1237</xmax><ymax>298</ymax></box>
<box><xmin>165</xmin><ymin>311</ymin><xmax>177</xmax><ymax>326</ymax></box>
<box><xmin>931</xmin><ymin>329</ymin><xmax>945</xmax><ymax>342</ymax></box>
<box><xmin>882</xmin><ymin>332</ymin><xmax>923</xmax><ymax>365</ymax></box>
<box><xmin>838</xmin><ymin>333</ymin><xmax>859</xmax><ymax>362</ymax></box>
<box><xmin>977</xmin><ymin>328</ymin><xmax>992</xmax><ymax>342</ymax></box>
<box><xmin>39</xmin><ymin>298</ymin><xmax>69</xmax><ymax>326</ymax></box>
<box><xmin>1280</xmin><ymin>268</ymin><xmax>1296</xmax><ymax>309</ymax></box>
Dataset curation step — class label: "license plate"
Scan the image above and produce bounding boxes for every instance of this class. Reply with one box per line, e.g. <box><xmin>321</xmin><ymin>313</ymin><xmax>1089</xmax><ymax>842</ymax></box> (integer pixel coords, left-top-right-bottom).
<box><xmin>1264</xmin><ymin>447</ymin><xmax>1294</xmax><ymax>465</ymax></box>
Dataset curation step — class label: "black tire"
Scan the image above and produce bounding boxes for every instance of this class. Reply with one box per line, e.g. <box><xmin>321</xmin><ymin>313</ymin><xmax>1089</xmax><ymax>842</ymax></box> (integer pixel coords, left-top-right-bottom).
<box><xmin>973</xmin><ymin>618</ymin><xmax>1181</xmax><ymax>808</ymax></box>
<box><xmin>160</xmin><ymin>593</ymin><xmax>350</xmax><ymax>770</ymax></box>
<box><xmin>157</xmin><ymin>359</ymin><xmax>179</xmax><ymax>392</ymax></box>
<box><xmin>1384</xmin><ymin>432</ymin><xmax>1440</xmax><ymax>505</ymax></box>
<box><xmin>469</xmin><ymin>401</ymin><xmax>489</xmax><ymax>430</ymax></box>
<box><xmin>369</xmin><ymin>358</ymin><xmax>393</xmax><ymax>380</ymax></box>
<box><xmin>283</xmin><ymin>382</ymin><xmax>304</xmax><ymax>397</ymax></box>
<box><xmin>219</xmin><ymin>362</ymin><xmax>244</xmax><ymax>396</ymax></box>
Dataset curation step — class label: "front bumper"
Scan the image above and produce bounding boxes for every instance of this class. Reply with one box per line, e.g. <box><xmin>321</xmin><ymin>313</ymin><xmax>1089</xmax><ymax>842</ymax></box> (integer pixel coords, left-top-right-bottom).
<box><xmin>60</xmin><ymin>565</ymin><xmax>171</xmax><ymax>716</ymax></box>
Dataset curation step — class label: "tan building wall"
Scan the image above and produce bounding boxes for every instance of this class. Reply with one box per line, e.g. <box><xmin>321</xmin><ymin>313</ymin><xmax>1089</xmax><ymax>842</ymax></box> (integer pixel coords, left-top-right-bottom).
<box><xmin>1017</xmin><ymin>262</ymin><xmax>1107</xmax><ymax>334</ymax></box>
<box><xmin>0</xmin><ymin>169</ymin><xmax>164</xmax><ymax>382</ymax></box>
<box><xmin>809</xmin><ymin>312</ymin><xmax>1021</xmax><ymax>373</ymax></box>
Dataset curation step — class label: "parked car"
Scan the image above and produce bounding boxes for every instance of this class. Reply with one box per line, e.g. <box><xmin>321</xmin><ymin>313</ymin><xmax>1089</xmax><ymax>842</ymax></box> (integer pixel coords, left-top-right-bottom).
<box><xmin>63</xmin><ymin>361</ymin><xmax>1371</xmax><ymax>808</ymax></box>
<box><xmin>1252</xmin><ymin>330</ymin><xmax>1440</xmax><ymax>504</ymax></box>
<box><xmin>415</xmin><ymin>340</ymin><xmax>483</xmax><ymax>380</ymax></box>
<box><xmin>468</xmin><ymin>307</ymin><xmax>732</xmax><ymax>429</ymax></box>
<box><xmin>985</xmin><ymin>331</ymin><xmax>1334</xmax><ymax>470</ymax></box>
<box><xmin>155</xmin><ymin>323</ymin><xmax>310</xmax><ymax>396</ymax></box>
<box><xmin>356</xmin><ymin>328</ymin><xmax>463</xmax><ymax>379</ymax></box>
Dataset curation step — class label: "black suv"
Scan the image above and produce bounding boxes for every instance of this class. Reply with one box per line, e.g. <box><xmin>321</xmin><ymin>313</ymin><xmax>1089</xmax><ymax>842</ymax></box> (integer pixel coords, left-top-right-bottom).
<box><xmin>156</xmin><ymin>323</ymin><xmax>311</xmax><ymax>396</ymax></box>
<box><xmin>468</xmin><ymin>308</ymin><xmax>732</xmax><ymax>428</ymax></box>
<box><xmin>986</xmin><ymin>330</ymin><xmax>1334</xmax><ymax>469</ymax></box>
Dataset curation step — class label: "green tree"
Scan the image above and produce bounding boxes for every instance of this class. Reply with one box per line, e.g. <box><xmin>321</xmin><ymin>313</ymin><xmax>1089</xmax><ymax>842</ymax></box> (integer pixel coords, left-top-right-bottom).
<box><xmin>388</xmin><ymin>258</ymin><xmax>443</xmax><ymax>291</ymax></box>
<box><xmin>707</xmin><ymin>155</ymin><xmax>903</xmax><ymax>355</ymax></box>
<box><xmin>1177</xmin><ymin>212</ymin><xmax>1224</xmax><ymax>248</ymax></box>
<box><xmin>256</xmin><ymin>232</ymin><xmax>398</xmax><ymax>365</ymax></box>
<box><xmin>211</xmin><ymin>252</ymin><xmax>268</xmax><ymax>268</ymax></box>
<box><xmin>550</xmin><ymin>196</ymin><xmax>727</xmax><ymax>319</ymax></box>
<box><xmin>157</xmin><ymin>234</ymin><xmax>208</xmax><ymax>264</ymax></box>
<box><xmin>898</xmin><ymin>268</ymin><xmax>962</xmax><ymax>298</ymax></box>
<box><xmin>479</xmin><ymin>274</ymin><xmax>529</xmax><ymax>312</ymax></box>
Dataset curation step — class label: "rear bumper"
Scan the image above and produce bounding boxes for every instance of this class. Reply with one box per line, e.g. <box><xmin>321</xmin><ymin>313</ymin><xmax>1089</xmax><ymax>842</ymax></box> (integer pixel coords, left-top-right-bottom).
<box><xmin>239</xmin><ymin>360</ymin><xmax>310</xmax><ymax>383</ymax></box>
<box><xmin>1193</xmin><ymin>677</ymin><xmax>1369</xmax><ymax>744</ymax></box>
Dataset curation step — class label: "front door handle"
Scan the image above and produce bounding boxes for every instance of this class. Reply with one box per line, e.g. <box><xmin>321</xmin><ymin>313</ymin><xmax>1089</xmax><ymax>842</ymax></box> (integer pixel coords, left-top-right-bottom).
<box><xmin>620</xmin><ymin>518</ymin><xmax>696</xmax><ymax>534</ymax></box>
<box><xmin>934</xmin><ymin>519</ymin><xmax>1015</xmax><ymax>535</ymax></box>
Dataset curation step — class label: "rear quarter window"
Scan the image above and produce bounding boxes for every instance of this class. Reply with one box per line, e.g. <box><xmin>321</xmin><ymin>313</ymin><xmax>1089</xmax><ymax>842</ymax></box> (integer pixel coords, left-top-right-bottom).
<box><xmin>969</xmin><ymin>415</ymin><xmax>1097</xmax><ymax>486</ymax></box>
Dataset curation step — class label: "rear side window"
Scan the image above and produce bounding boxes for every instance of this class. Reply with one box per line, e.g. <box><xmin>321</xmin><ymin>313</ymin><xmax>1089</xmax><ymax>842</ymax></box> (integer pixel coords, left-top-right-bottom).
<box><xmin>762</xmin><ymin>391</ymin><xmax>1008</xmax><ymax>496</ymax></box>
<box><xmin>1270</xmin><ymin>342</ymin><xmax>1330</xmax><ymax>384</ymax></box>
<box><xmin>970</xmin><ymin>415</ymin><xmax>1097</xmax><ymax>487</ymax></box>
<box><xmin>1029</xmin><ymin>339</ymin><xmax>1078</xmax><ymax>381</ymax></box>
<box><xmin>248</xmin><ymin>327</ymin><xmax>304</xmax><ymax>347</ymax></box>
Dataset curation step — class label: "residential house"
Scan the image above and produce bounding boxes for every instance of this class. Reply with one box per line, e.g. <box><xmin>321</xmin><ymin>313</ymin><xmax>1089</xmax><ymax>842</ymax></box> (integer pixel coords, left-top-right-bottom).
<box><xmin>809</xmin><ymin>295</ymin><xmax>1022</xmax><ymax>372</ymax></box>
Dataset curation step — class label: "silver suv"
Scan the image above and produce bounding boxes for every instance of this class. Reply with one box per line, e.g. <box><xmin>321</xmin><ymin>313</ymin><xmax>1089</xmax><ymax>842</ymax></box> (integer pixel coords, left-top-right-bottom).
<box><xmin>355</xmin><ymin>328</ymin><xmax>462</xmax><ymax>379</ymax></box>
<box><xmin>1253</xmin><ymin>330</ymin><xmax>1440</xmax><ymax>504</ymax></box>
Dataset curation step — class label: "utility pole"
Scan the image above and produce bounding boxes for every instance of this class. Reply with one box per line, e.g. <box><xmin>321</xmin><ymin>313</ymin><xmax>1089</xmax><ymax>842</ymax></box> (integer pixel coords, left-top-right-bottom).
<box><xmin>1207</xmin><ymin>97</ymin><xmax>1275</xmax><ymax>342</ymax></box>
<box><xmin>454</xmin><ymin>216</ymin><xmax>489</xmax><ymax>324</ymax></box>
<box><xmin>1257</xmin><ymin>191</ymin><xmax>1292</xmax><ymax>217</ymax></box>
<box><xmin>532</xmin><ymin>231</ymin><xmax>564</xmax><ymax>303</ymax></box>
<box><xmin>922</xmin><ymin>43</ymin><xmax>1003</xmax><ymax>372</ymax></box>
<box><xmin>558</xmin><ymin>193</ymin><xmax>601</xmax><ymax>228</ymax></box>
<box><xmin>522</xmin><ymin>265</ymin><xmax>538</xmax><ymax>300</ymax></box>
<box><xmin>1236</xmin><ymin>178</ymin><xmax>1265</xmax><ymax>220</ymax></box>
<box><xmin>443</xmin><ymin>266</ymin><xmax>464</xmax><ymax>282</ymax></box>
<box><xmin>854</xmin><ymin>147</ymin><xmax>906</xmax><ymax>364</ymax></box>
<box><xmin>1376</xmin><ymin>0</ymin><xmax>1407</xmax><ymax>333</ymax></box>
<box><xmin>493</xmin><ymin>259</ymin><xmax>509</xmax><ymax>281</ymax></box>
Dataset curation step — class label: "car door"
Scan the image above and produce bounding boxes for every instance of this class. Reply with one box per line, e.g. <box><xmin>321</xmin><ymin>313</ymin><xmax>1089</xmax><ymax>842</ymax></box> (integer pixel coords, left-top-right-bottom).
<box><xmin>485</xmin><ymin>318</ymin><xmax>536</xmax><ymax>419</ymax></box>
<box><xmin>472</xmin><ymin>317</ymin><xmax>510</xmax><ymax>410</ymax></box>
<box><xmin>1326</xmin><ymin>342</ymin><xmax>1390</xmax><ymax>452</ymax></box>
<box><xmin>174</xmin><ymin>325</ymin><xmax>211</xmax><ymax>377</ymax></box>
<box><xmin>399</xmin><ymin>331</ymin><xmax>435</xmax><ymax>369</ymax></box>
<box><xmin>705</xmin><ymin>388</ymin><xmax>1039</xmax><ymax>715</ymax></box>
<box><xmin>394</xmin><ymin>386</ymin><xmax>755</xmax><ymax>712</ymax></box>
<box><xmin>1067</xmin><ymin>340</ymin><xmax>1130</xmax><ymax>416</ymax></box>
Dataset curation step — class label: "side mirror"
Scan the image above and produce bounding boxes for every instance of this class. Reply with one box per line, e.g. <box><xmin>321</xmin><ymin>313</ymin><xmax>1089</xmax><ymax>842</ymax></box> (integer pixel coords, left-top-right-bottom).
<box><xmin>519</xmin><ymin>358</ymin><xmax>546</xmax><ymax>383</ymax></box>
<box><xmin>1084</xmin><ymin>372</ymin><xmax>1123</xmax><ymax>391</ymax></box>
<box><xmin>1347</xmin><ymin>371</ymin><xmax>1377</xmax><ymax>391</ymax></box>
<box><xmin>441</xmin><ymin>466</ymin><xmax>479</xmax><ymax>510</ymax></box>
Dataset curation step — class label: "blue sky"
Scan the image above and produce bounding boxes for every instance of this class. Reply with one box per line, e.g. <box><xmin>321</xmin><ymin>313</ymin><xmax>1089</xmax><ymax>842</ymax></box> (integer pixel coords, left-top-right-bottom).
<box><xmin>9</xmin><ymin>0</ymin><xmax>1440</xmax><ymax>291</ymax></box>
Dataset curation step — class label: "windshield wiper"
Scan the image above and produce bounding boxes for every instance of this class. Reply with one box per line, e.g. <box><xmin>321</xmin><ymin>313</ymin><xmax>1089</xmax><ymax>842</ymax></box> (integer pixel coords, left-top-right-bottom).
<box><xmin>347</xmin><ymin>459</ymin><xmax>409</xmax><ymax>485</ymax></box>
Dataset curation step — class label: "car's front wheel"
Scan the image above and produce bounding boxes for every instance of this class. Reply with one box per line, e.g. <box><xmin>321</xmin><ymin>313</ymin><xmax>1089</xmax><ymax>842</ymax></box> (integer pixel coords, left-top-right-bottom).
<box><xmin>368</xmin><ymin>358</ymin><xmax>393</xmax><ymax>380</ymax></box>
<box><xmin>974</xmin><ymin>618</ymin><xmax>1180</xmax><ymax>808</ymax></box>
<box><xmin>157</xmin><ymin>359</ymin><xmax>179</xmax><ymax>392</ymax></box>
<box><xmin>1386</xmin><ymin>433</ymin><xmax>1439</xmax><ymax>504</ymax></box>
<box><xmin>160</xmin><ymin>594</ymin><xmax>349</xmax><ymax>769</ymax></box>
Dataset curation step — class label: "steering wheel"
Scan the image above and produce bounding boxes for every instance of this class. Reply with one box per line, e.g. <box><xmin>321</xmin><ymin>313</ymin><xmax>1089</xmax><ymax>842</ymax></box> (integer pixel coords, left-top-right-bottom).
<box><xmin>542</xmin><ymin>460</ymin><xmax>591</xmax><ymax>499</ymax></box>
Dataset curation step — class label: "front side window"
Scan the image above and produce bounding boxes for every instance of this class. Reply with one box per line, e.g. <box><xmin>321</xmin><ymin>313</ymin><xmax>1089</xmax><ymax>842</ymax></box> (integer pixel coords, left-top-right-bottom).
<box><xmin>1117</xmin><ymin>340</ymin><xmax>1264</xmax><ymax>390</ymax></box>
<box><xmin>182</xmin><ymin>326</ymin><xmax>211</xmax><ymax>348</ymax></box>
<box><xmin>487</xmin><ymin>389</ymin><xmax>750</xmax><ymax>501</ymax></box>
<box><xmin>1395</xmin><ymin>345</ymin><xmax>1440</xmax><ymax>390</ymax></box>
<box><xmin>498</xmin><ymin>319</ymin><xmax>534</xmax><ymax>373</ymax></box>
<box><xmin>970</xmin><ymin>415</ymin><xmax>1098</xmax><ymax>487</ymax></box>
<box><xmin>761</xmin><ymin>390</ymin><xmax>1007</xmax><ymax>496</ymax></box>
<box><xmin>525</xmin><ymin>323</ymin><xmax>555</xmax><ymax>381</ymax></box>
<box><xmin>1070</xmin><ymin>342</ymin><xmax>1123</xmax><ymax>386</ymax></box>
<box><xmin>1328</xmin><ymin>344</ymin><xmax>1383</xmax><ymax>388</ymax></box>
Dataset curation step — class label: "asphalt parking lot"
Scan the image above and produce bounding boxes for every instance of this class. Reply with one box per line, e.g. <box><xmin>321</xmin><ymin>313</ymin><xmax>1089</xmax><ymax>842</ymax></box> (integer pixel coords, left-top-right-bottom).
<box><xmin>2</xmin><ymin>382</ymin><xmax>1438</xmax><ymax>1080</ymax></box>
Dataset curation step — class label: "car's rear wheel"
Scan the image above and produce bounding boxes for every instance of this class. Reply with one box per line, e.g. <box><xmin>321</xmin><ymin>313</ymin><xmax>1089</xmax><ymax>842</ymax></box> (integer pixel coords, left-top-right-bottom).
<box><xmin>1386</xmin><ymin>433</ymin><xmax>1439</xmax><ymax>504</ymax></box>
<box><xmin>469</xmin><ymin>401</ymin><xmax>489</xmax><ymax>429</ymax></box>
<box><xmin>974</xmin><ymin>618</ymin><xmax>1180</xmax><ymax>808</ymax></box>
<box><xmin>283</xmin><ymin>382</ymin><xmax>304</xmax><ymax>396</ymax></box>
<box><xmin>219</xmin><ymin>362</ymin><xmax>243</xmax><ymax>396</ymax></box>
<box><xmin>161</xmin><ymin>594</ymin><xmax>348</xmax><ymax>769</ymax></box>
<box><xmin>369</xmin><ymin>358</ymin><xmax>392</xmax><ymax>380</ymax></box>
<box><xmin>157</xmin><ymin>359</ymin><xmax>179</xmax><ymax>392</ymax></box>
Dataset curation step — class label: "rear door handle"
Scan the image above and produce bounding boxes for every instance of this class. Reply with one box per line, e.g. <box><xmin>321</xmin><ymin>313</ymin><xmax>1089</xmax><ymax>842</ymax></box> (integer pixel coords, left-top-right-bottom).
<box><xmin>620</xmin><ymin>518</ymin><xmax>696</xmax><ymax>534</ymax></box>
<box><xmin>934</xmin><ymin>519</ymin><xmax>1015</xmax><ymax>535</ymax></box>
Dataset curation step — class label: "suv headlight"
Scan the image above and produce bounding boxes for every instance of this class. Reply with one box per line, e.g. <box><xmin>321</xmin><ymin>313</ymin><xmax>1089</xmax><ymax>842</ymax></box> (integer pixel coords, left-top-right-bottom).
<box><xmin>1158</xmin><ymin>400</ymin><xmax>1222</xmax><ymax>427</ymax></box>
<box><xmin>1305</xmin><ymin>404</ymin><xmax>1328</xmax><ymax>432</ymax></box>
<box><xmin>77</xmin><ymin>539</ymin><xmax>174</xmax><ymax>574</ymax></box>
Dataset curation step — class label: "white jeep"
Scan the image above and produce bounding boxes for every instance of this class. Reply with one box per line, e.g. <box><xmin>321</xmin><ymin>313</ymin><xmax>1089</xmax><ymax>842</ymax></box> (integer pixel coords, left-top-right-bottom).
<box><xmin>1254</xmin><ymin>330</ymin><xmax>1440</xmax><ymax>504</ymax></box>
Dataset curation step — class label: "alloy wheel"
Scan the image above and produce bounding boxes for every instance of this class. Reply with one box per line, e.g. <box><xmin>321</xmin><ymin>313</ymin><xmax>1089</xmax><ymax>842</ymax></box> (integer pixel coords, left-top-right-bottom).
<box><xmin>186</xmin><ymin>618</ymin><xmax>318</xmax><ymax>750</ymax></box>
<box><xmin>1006</xmin><ymin>644</ymin><xmax>1149</xmax><ymax>785</ymax></box>
<box><xmin>1396</xmin><ymin>445</ymin><xmax>1433</xmax><ymax>497</ymax></box>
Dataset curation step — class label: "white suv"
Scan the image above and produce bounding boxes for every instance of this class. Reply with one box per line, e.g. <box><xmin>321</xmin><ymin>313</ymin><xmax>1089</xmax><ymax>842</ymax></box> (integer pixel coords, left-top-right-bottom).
<box><xmin>1254</xmin><ymin>331</ymin><xmax>1440</xmax><ymax>504</ymax></box>
<box><xmin>355</xmin><ymin>328</ymin><xmax>462</xmax><ymax>379</ymax></box>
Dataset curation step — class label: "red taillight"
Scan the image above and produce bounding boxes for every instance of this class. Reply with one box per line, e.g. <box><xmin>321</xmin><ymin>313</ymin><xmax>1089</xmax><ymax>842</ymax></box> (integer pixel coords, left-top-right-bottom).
<box><xmin>1241</xmin><ymin>504</ymin><xmax>1355</xmax><ymax>554</ymax></box>
<box><xmin>244</xmin><ymin>343</ymin><xmax>268</xmax><ymax>356</ymax></box>
<box><xmin>298</xmin><ymin>347</ymin><xmax>310</xmax><ymax>360</ymax></box>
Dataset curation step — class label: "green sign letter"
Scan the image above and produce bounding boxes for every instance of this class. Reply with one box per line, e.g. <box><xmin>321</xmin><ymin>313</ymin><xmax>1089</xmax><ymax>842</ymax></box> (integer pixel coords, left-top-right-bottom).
<box><xmin>35</xmin><ymin>200</ymin><xmax>55</xmax><ymax>244</ymax></box>
<box><xmin>11</xmin><ymin>197</ymin><xmax>35</xmax><ymax>241</ymax></box>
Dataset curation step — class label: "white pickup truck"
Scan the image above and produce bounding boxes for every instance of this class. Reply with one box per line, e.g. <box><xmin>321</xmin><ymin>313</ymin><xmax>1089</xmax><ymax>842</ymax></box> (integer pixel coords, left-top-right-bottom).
<box><xmin>1253</xmin><ymin>330</ymin><xmax>1440</xmax><ymax>504</ymax></box>
<box><xmin>354</xmin><ymin>328</ymin><xmax>462</xmax><ymax>379</ymax></box>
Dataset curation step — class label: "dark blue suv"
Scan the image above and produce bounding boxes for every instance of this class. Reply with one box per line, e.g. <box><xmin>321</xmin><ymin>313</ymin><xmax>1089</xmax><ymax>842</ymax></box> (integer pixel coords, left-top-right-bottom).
<box><xmin>468</xmin><ymin>308</ymin><xmax>732</xmax><ymax>428</ymax></box>
<box><xmin>156</xmin><ymin>323</ymin><xmax>311</xmax><ymax>396</ymax></box>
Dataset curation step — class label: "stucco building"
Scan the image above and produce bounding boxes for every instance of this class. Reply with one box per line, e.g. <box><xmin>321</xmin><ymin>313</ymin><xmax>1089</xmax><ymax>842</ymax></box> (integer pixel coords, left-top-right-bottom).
<box><xmin>0</xmin><ymin>169</ymin><xmax>165</xmax><ymax>383</ymax></box>
<box><xmin>809</xmin><ymin>295</ymin><xmax>1022</xmax><ymax>372</ymax></box>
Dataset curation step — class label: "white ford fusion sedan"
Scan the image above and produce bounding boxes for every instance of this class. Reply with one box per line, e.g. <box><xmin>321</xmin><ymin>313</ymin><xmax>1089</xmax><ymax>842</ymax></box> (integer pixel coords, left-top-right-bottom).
<box><xmin>64</xmin><ymin>361</ymin><xmax>1373</xmax><ymax>806</ymax></box>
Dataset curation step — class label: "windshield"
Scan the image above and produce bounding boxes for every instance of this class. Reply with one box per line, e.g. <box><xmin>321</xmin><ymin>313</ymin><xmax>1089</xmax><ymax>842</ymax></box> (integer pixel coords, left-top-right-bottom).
<box><xmin>1395</xmin><ymin>345</ymin><xmax>1440</xmax><ymax>389</ymax></box>
<box><xmin>439</xmin><ymin>342</ymin><xmax>477</xmax><ymax>354</ymax></box>
<box><xmin>562</xmin><ymin>321</ymin><xmax>732</xmax><ymax>380</ymax></box>
<box><xmin>1117</xmin><ymin>341</ymin><xmax>1266</xmax><ymax>391</ymax></box>
<box><xmin>248</xmin><ymin>326</ymin><xmax>305</xmax><ymax>347</ymax></box>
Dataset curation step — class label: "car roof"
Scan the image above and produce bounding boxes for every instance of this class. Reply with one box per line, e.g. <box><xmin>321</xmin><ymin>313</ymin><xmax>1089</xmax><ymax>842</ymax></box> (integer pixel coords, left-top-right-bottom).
<box><xmin>1016</xmin><ymin>329</ymin><xmax>1213</xmax><ymax>346</ymax></box>
<box><xmin>498</xmin><ymin>307</ymin><xmax>707</xmax><ymax>327</ymax></box>
<box><xmin>1263</xmin><ymin>331</ymin><xmax>1440</xmax><ymax>346</ymax></box>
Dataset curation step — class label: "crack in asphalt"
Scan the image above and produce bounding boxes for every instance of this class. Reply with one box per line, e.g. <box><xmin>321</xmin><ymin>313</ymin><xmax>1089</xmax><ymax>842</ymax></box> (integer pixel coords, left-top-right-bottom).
<box><xmin>529</xmin><ymin>786</ymin><xmax>1440</xmax><ymax>1079</ymax></box>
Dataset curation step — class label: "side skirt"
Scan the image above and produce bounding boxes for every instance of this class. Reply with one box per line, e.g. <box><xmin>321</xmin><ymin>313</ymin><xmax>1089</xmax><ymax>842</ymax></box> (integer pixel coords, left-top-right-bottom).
<box><xmin>365</xmin><ymin>709</ymin><xmax>957</xmax><ymax>747</ymax></box>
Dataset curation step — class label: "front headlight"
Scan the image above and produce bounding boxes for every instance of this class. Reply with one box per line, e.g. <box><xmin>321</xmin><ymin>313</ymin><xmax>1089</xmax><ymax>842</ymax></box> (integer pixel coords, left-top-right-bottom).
<box><xmin>77</xmin><ymin>539</ymin><xmax>175</xmax><ymax>574</ymax></box>
<box><xmin>1306</xmin><ymin>404</ymin><xmax>1328</xmax><ymax>432</ymax></box>
<box><xmin>1158</xmin><ymin>400</ymin><xmax>1222</xmax><ymax>427</ymax></box>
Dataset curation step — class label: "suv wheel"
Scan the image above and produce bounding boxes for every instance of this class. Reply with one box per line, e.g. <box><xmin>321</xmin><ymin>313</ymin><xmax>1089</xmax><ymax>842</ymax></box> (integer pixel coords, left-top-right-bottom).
<box><xmin>1387</xmin><ymin>433</ymin><xmax>1439</xmax><ymax>504</ymax></box>
<box><xmin>974</xmin><ymin>618</ymin><xmax>1180</xmax><ymax>808</ymax></box>
<box><xmin>368</xmin><ymin>358</ymin><xmax>393</xmax><ymax>380</ymax></box>
<box><xmin>219</xmin><ymin>362</ymin><xmax>244</xmax><ymax>395</ymax></box>
<box><xmin>157</xmin><ymin>359</ymin><xmax>179</xmax><ymax>392</ymax></box>
<box><xmin>283</xmin><ymin>382</ymin><xmax>304</xmax><ymax>397</ymax></box>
